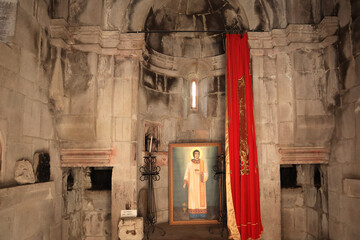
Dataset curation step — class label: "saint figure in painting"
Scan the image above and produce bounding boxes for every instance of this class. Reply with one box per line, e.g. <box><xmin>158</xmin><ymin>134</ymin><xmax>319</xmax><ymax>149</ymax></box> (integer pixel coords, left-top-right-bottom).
<box><xmin>183</xmin><ymin>149</ymin><xmax>208</xmax><ymax>219</ymax></box>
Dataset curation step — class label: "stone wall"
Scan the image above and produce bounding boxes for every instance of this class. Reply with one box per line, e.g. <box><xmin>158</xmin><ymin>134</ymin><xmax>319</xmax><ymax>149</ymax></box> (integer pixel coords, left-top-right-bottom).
<box><xmin>328</xmin><ymin>0</ymin><xmax>360</xmax><ymax>239</ymax></box>
<box><xmin>0</xmin><ymin>0</ymin><xmax>62</xmax><ymax>239</ymax></box>
<box><xmin>62</xmin><ymin>168</ymin><xmax>111</xmax><ymax>240</ymax></box>
<box><xmin>137</xmin><ymin>66</ymin><xmax>225</xmax><ymax>223</ymax></box>
<box><xmin>0</xmin><ymin>182</ymin><xmax>58</xmax><ymax>239</ymax></box>
<box><xmin>281</xmin><ymin>165</ymin><xmax>328</xmax><ymax>239</ymax></box>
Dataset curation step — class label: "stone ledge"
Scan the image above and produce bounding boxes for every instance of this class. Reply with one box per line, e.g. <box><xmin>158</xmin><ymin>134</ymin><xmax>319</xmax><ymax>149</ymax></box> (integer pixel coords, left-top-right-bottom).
<box><xmin>278</xmin><ymin>146</ymin><xmax>329</xmax><ymax>164</ymax></box>
<box><xmin>248</xmin><ymin>16</ymin><xmax>339</xmax><ymax>53</ymax></box>
<box><xmin>60</xmin><ymin>148</ymin><xmax>113</xmax><ymax>167</ymax></box>
<box><xmin>343</xmin><ymin>178</ymin><xmax>360</xmax><ymax>198</ymax></box>
<box><xmin>49</xmin><ymin>19</ymin><xmax>144</xmax><ymax>55</ymax></box>
<box><xmin>0</xmin><ymin>181</ymin><xmax>55</xmax><ymax>210</ymax></box>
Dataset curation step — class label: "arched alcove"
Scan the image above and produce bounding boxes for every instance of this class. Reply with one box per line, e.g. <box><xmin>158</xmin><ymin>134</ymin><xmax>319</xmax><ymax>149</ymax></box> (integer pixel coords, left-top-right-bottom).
<box><xmin>137</xmin><ymin>0</ymin><xmax>249</xmax><ymax>223</ymax></box>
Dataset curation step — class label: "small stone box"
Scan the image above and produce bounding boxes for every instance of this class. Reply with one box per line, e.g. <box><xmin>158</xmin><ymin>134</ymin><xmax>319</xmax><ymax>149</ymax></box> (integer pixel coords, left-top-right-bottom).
<box><xmin>118</xmin><ymin>217</ymin><xmax>143</xmax><ymax>240</ymax></box>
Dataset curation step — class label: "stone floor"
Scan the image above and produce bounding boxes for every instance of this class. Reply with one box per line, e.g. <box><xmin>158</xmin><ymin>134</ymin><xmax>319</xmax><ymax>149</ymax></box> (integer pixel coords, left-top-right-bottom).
<box><xmin>147</xmin><ymin>223</ymin><xmax>227</xmax><ymax>240</ymax></box>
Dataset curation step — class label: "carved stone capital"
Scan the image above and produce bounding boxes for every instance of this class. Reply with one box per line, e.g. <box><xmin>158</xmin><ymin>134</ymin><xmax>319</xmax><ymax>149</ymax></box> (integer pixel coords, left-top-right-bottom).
<box><xmin>49</xmin><ymin>19</ymin><xmax>145</xmax><ymax>55</ymax></box>
<box><xmin>248</xmin><ymin>16</ymin><xmax>339</xmax><ymax>55</ymax></box>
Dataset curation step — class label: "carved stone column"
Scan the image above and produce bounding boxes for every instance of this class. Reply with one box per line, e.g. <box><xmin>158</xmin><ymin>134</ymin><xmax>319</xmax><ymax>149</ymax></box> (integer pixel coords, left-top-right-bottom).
<box><xmin>248</xmin><ymin>16</ymin><xmax>338</xmax><ymax>239</ymax></box>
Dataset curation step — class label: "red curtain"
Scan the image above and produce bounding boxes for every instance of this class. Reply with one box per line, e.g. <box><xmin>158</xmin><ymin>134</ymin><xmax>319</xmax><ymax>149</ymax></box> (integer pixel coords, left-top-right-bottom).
<box><xmin>226</xmin><ymin>33</ymin><xmax>263</xmax><ymax>240</ymax></box>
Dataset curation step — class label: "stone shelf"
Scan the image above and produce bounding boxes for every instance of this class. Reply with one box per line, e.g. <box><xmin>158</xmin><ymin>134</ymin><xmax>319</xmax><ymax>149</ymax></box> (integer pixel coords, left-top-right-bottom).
<box><xmin>278</xmin><ymin>146</ymin><xmax>329</xmax><ymax>165</ymax></box>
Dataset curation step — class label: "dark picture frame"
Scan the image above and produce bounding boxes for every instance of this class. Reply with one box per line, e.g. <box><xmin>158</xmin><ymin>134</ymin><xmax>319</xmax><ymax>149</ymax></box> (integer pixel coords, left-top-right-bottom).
<box><xmin>169</xmin><ymin>142</ymin><xmax>222</xmax><ymax>225</ymax></box>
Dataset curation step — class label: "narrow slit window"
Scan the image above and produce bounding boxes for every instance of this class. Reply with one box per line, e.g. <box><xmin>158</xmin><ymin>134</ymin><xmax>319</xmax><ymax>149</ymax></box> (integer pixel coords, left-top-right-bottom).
<box><xmin>191</xmin><ymin>80</ymin><xmax>197</xmax><ymax>109</ymax></box>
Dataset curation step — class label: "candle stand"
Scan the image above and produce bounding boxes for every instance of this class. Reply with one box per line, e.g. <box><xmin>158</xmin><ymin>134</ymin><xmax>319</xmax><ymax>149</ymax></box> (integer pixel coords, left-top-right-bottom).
<box><xmin>211</xmin><ymin>153</ymin><xmax>228</xmax><ymax>238</ymax></box>
<box><xmin>139</xmin><ymin>153</ymin><xmax>165</xmax><ymax>239</ymax></box>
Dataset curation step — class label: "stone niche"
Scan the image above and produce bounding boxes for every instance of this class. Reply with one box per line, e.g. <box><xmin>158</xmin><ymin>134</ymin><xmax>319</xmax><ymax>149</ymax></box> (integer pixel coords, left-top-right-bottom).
<box><xmin>281</xmin><ymin>164</ymin><xmax>329</xmax><ymax>240</ymax></box>
<box><xmin>63</xmin><ymin>167</ymin><xmax>112</xmax><ymax>240</ymax></box>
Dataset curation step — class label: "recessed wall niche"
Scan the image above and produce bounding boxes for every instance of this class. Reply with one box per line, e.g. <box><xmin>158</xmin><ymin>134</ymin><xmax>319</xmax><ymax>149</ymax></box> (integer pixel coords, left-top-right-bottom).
<box><xmin>144</xmin><ymin>120</ymin><xmax>161</xmax><ymax>152</ymax></box>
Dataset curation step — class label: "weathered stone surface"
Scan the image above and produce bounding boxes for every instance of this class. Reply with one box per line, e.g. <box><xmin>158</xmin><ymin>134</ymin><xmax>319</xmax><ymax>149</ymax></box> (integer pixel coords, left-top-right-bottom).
<box><xmin>296</xmin><ymin>100</ymin><xmax>326</xmax><ymax>116</ymax></box>
<box><xmin>56</xmin><ymin>116</ymin><xmax>96</xmax><ymax>141</ymax></box>
<box><xmin>14</xmin><ymin>159</ymin><xmax>35</xmax><ymax>184</ymax></box>
<box><xmin>343</xmin><ymin>178</ymin><xmax>360</xmax><ymax>197</ymax></box>
<box><xmin>294</xmin><ymin>207</ymin><xmax>306</xmax><ymax>233</ymax></box>
<box><xmin>118</xmin><ymin>217</ymin><xmax>143</xmax><ymax>240</ymax></box>
<box><xmin>307</xmin><ymin>208</ymin><xmax>319</xmax><ymax>238</ymax></box>
<box><xmin>23</xmin><ymin>99</ymin><xmax>41</xmax><ymax>137</ymax></box>
<box><xmin>0</xmin><ymin>0</ymin><xmax>17</xmax><ymax>43</ymax></box>
<box><xmin>115</xmin><ymin>118</ymin><xmax>132</xmax><ymax>142</ymax></box>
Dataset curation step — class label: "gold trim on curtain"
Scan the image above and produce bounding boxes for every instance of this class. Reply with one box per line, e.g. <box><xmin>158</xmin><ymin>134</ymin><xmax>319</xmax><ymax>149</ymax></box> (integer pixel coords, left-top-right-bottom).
<box><xmin>226</xmin><ymin>96</ymin><xmax>241</xmax><ymax>240</ymax></box>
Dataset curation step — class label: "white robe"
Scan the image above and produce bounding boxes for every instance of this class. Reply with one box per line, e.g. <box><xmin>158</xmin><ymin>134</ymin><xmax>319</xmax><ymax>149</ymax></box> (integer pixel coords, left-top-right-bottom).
<box><xmin>184</xmin><ymin>159</ymin><xmax>209</xmax><ymax>214</ymax></box>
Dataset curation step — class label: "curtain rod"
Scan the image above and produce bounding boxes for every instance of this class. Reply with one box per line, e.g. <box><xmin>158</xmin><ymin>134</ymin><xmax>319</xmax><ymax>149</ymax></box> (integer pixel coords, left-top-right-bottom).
<box><xmin>126</xmin><ymin>29</ymin><xmax>264</xmax><ymax>34</ymax></box>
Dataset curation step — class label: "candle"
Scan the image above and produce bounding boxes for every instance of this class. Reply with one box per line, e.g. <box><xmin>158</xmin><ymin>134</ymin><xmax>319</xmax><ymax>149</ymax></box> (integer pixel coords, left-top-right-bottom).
<box><xmin>149</xmin><ymin>136</ymin><xmax>153</xmax><ymax>152</ymax></box>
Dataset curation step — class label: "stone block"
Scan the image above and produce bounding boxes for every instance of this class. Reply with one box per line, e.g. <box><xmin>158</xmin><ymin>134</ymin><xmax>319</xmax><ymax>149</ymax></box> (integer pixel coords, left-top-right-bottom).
<box><xmin>114</xmin><ymin>57</ymin><xmax>139</xmax><ymax>79</ymax></box>
<box><xmin>296</xmin><ymin>100</ymin><xmax>326</xmax><ymax>116</ymax></box>
<box><xmin>281</xmin><ymin>208</ymin><xmax>295</xmax><ymax>232</ymax></box>
<box><xmin>307</xmin><ymin>208</ymin><xmax>319</xmax><ymax>238</ymax></box>
<box><xmin>113</xmin><ymin>78</ymin><xmax>132</xmax><ymax>117</ymax></box>
<box><xmin>115</xmin><ymin>118</ymin><xmax>131</xmax><ymax>142</ymax></box>
<box><xmin>255</xmin><ymin>123</ymin><xmax>276</xmax><ymax>144</ymax></box>
<box><xmin>340</xmin><ymin>196</ymin><xmax>360</xmax><ymax>228</ymax></box>
<box><xmin>334</xmin><ymin>139</ymin><xmax>355</xmax><ymax>163</ymax></box>
<box><xmin>292</xmin><ymin>49</ymin><xmax>323</xmax><ymax>72</ymax></box>
<box><xmin>343</xmin><ymin>59</ymin><xmax>357</xmax><ymax>90</ymax></box>
<box><xmin>294</xmin><ymin>71</ymin><xmax>322</xmax><ymax>100</ymax></box>
<box><xmin>23</xmin><ymin>99</ymin><xmax>41</xmax><ymax>137</ymax></box>
<box><xmin>263</xmin><ymin>55</ymin><xmax>276</xmax><ymax>77</ymax></box>
<box><xmin>329</xmin><ymin>220</ymin><xmax>344</xmax><ymax>240</ymax></box>
<box><xmin>321</xmin><ymin>213</ymin><xmax>329</xmax><ymax>239</ymax></box>
<box><xmin>324</xmin><ymin>45</ymin><xmax>338</xmax><ymax>70</ymax></box>
<box><xmin>83</xmin><ymin>211</ymin><xmax>109</xmax><ymax>237</ymax></box>
<box><xmin>279</xmin><ymin>102</ymin><xmax>294</xmax><ymax>122</ymax></box>
<box><xmin>339</xmin><ymin>103</ymin><xmax>356</xmax><ymax>139</ymax></box>
<box><xmin>343</xmin><ymin>178</ymin><xmax>360</xmax><ymax>198</ymax></box>
<box><xmin>328</xmin><ymin>165</ymin><xmax>342</xmax><ymax>192</ymax></box>
<box><xmin>118</xmin><ymin>217</ymin><xmax>143</xmax><ymax>240</ymax></box>
<box><xmin>167</xmin><ymin>77</ymin><xmax>183</xmax><ymax>94</ymax></box>
<box><xmin>328</xmin><ymin>191</ymin><xmax>341</xmax><ymax>222</ymax></box>
<box><xmin>56</xmin><ymin>116</ymin><xmax>96</xmax><ymax>141</ymax></box>
<box><xmin>40</xmin><ymin>104</ymin><xmax>54</xmax><ymax>140</ymax></box>
<box><xmin>286</xmin><ymin>0</ymin><xmax>313</xmax><ymax>24</ymax></box>
<box><xmin>294</xmin><ymin>207</ymin><xmax>306</xmax><ymax>232</ymax></box>
<box><xmin>281</xmin><ymin>188</ymin><xmax>303</xmax><ymax>208</ymax></box>
<box><xmin>72</xmin><ymin>0</ymin><xmax>103</xmax><ymax>26</ymax></box>
<box><xmin>19</xmin><ymin>48</ymin><xmax>38</xmax><ymax>82</ymax></box>
<box><xmin>295</xmin><ymin>115</ymin><xmax>334</xmax><ymax>145</ymax></box>
<box><xmin>279</xmin><ymin>122</ymin><xmax>294</xmax><ymax>145</ymax></box>
<box><xmin>155</xmin><ymin>187</ymin><xmax>168</xmax><ymax>211</ymax></box>
<box><xmin>169</xmin><ymin>94</ymin><xmax>183</xmax><ymax>118</ymax></box>
<box><xmin>258</xmin><ymin>79</ymin><xmax>277</xmax><ymax>104</ymax></box>
<box><xmin>304</xmin><ymin>187</ymin><xmax>317</xmax><ymax>208</ymax></box>
<box><xmin>0</xmin><ymin>42</ymin><xmax>19</xmax><ymax>73</ymax></box>
<box><xmin>15</xmin><ymin>6</ymin><xmax>40</xmax><ymax>55</ymax></box>
<box><xmin>70</xmin><ymin>87</ymin><xmax>96</xmax><ymax>114</ymax></box>
<box><xmin>161</xmin><ymin>119</ymin><xmax>176</xmax><ymax>149</ymax></box>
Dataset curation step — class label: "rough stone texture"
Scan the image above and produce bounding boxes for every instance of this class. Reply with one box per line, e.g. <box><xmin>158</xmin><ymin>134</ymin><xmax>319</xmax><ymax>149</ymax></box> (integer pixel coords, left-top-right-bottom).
<box><xmin>0</xmin><ymin>0</ymin><xmax>17</xmax><ymax>43</ymax></box>
<box><xmin>328</xmin><ymin>1</ymin><xmax>360</xmax><ymax>239</ymax></box>
<box><xmin>14</xmin><ymin>159</ymin><xmax>35</xmax><ymax>184</ymax></box>
<box><xmin>0</xmin><ymin>1</ymin><xmax>62</xmax><ymax>239</ymax></box>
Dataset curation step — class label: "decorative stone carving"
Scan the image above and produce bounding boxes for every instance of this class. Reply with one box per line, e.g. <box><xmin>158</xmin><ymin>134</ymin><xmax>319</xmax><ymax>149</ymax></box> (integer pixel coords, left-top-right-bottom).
<box><xmin>278</xmin><ymin>146</ymin><xmax>329</xmax><ymax>164</ymax></box>
<box><xmin>61</xmin><ymin>148</ymin><xmax>113</xmax><ymax>167</ymax></box>
<box><xmin>118</xmin><ymin>217</ymin><xmax>144</xmax><ymax>240</ymax></box>
<box><xmin>14</xmin><ymin>159</ymin><xmax>36</xmax><ymax>184</ymax></box>
<box><xmin>49</xmin><ymin>47</ymin><xmax>65</xmax><ymax>113</ymax></box>
<box><xmin>49</xmin><ymin>19</ymin><xmax>144</xmax><ymax>55</ymax></box>
<box><xmin>33</xmin><ymin>152</ymin><xmax>50</xmax><ymax>182</ymax></box>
